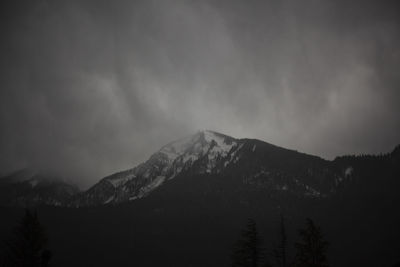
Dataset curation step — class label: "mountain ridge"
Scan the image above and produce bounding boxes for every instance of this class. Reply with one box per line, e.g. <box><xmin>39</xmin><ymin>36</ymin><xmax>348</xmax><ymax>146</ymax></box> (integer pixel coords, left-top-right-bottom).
<box><xmin>0</xmin><ymin>130</ymin><xmax>398</xmax><ymax>207</ymax></box>
<box><xmin>72</xmin><ymin>130</ymin><xmax>346</xmax><ymax>206</ymax></box>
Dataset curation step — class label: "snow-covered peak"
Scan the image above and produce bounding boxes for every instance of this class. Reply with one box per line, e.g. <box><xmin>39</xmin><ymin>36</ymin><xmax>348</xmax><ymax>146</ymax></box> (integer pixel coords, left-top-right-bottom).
<box><xmin>159</xmin><ymin>131</ymin><xmax>203</xmax><ymax>161</ymax></box>
<box><xmin>203</xmin><ymin>130</ymin><xmax>236</xmax><ymax>156</ymax></box>
<box><xmin>159</xmin><ymin>130</ymin><xmax>237</xmax><ymax>162</ymax></box>
<box><xmin>78</xmin><ymin>130</ymin><xmax>244</xmax><ymax>206</ymax></box>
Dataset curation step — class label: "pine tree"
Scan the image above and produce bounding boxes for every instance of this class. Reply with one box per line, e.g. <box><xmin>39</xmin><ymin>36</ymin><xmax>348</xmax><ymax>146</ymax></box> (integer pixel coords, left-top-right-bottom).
<box><xmin>274</xmin><ymin>213</ymin><xmax>287</xmax><ymax>267</ymax></box>
<box><xmin>3</xmin><ymin>209</ymin><xmax>51</xmax><ymax>267</ymax></box>
<box><xmin>232</xmin><ymin>219</ymin><xmax>263</xmax><ymax>267</ymax></box>
<box><xmin>293</xmin><ymin>218</ymin><xmax>329</xmax><ymax>267</ymax></box>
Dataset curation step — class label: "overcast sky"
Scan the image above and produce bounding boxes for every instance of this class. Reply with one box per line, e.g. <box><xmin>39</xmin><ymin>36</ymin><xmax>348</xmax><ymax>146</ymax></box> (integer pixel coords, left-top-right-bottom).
<box><xmin>1</xmin><ymin>0</ymin><xmax>399</xmax><ymax>187</ymax></box>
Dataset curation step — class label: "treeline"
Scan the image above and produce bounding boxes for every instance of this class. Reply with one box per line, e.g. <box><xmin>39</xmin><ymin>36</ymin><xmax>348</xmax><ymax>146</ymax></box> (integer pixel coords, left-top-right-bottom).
<box><xmin>231</xmin><ymin>216</ymin><xmax>329</xmax><ymax>267</ymax></box>
<box><xmin>2</xmin><ymin>210</ymin><xmax>400</xmax><ymax>266</ymax></box>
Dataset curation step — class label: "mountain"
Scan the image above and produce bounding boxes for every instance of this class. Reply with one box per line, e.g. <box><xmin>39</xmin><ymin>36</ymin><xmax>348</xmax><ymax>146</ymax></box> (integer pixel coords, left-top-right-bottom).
<box><xmin>0</xmin><ymin>169</ymin><xmax>79</xmax><ymax>207</ymax></box>
<box><xmin>1</xmin><ymin>130</ymin><xmax>396</xmax><ymax>209</ymax></box>
<box><xmin>0</xmin><ymin>131</ymin><xmax>399</xmax><ymax>266</ymax></box>
<box><xmin>73</xmin><ymin>130</ymin><xmax>351</xmax><ymax>206</ymax></box>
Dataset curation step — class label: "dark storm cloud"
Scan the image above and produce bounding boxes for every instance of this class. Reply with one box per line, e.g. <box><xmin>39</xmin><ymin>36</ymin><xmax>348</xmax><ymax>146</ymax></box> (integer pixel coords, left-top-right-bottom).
<box><xmin>1</xmin><ymin>0</ymin><xmax>399</xmax><ymax>187</ymax></box>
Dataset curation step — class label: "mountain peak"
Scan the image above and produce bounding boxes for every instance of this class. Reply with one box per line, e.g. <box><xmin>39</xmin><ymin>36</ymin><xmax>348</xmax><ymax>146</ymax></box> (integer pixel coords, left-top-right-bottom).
<box><xmin>74</xmin><ymin>130</ymin><xmax>245</xmax><ymax>206</ymax></box>
<box><xmin>158</xmin><ymin>130</ymin><xmax>237</xmax><ymax>162</ymax></box>
<box><xmin>73</xmin><ymin>130</ymin><xmax>358</xmax><ymax>207</ymax></box>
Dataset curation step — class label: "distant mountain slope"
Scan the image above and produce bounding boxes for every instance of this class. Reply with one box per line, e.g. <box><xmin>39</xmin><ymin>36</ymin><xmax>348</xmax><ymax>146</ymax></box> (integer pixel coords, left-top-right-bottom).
<box><xmin>0</xmin><ymin>169</ymin><xmax>79</xmax><ymax>207</ymax></box>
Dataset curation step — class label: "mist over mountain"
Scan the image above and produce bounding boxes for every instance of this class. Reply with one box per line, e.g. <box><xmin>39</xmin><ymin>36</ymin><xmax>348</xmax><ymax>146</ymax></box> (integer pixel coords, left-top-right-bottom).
<box><xmin>1</xmin><ymin>130</ymin><xmax>398</xmax><ymax>209</ymax></box>
<box><xmin>0</xmin><ymin>169</ymin><xmax>79</xmax><ymax>207</ymax></box>
<box><xmin>1</xmin><ymin>0</ymin><xmax>400</xmax><ymax>187</ymax></box>
<box><xmin>0</xmin><ymin>130</ymin><xmax>367</xmax><ymax>207</ymax></box>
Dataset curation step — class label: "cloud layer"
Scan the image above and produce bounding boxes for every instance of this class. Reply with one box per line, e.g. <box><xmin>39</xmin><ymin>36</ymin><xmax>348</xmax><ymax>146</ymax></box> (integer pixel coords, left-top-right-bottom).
<box><xmin>1</xmin><ymin>0</ymin><xmax>399</xmax><ymax>187</ymax></box>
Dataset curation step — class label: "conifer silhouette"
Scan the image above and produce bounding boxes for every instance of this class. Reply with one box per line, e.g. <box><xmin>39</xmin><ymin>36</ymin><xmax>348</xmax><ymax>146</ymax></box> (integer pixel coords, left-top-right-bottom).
<box><xmin>232</xmin><ymin>219</ymin><xmax>264</xmax><ymax>267</ymax></box>
<box><xmin>274</xmin><ymin>213</ymin><xmax>287</xmax><ymax>267</ymax></box>
<box><xmin>3</xmin><ymin>209</ymin><xmax>51</xmax><ymax>267</ymax></box>
<box><xmin>293</xmin><ymin>218</ymin><xmax>329</xmax><ymax>267</ymax></box>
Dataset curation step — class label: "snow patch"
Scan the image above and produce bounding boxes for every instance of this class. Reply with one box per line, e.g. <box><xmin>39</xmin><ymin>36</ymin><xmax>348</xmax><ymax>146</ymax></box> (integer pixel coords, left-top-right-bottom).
<box><xmin>229</xmin><ymin>143</ymin><xmax>244</xmax><ymax>162</ymax></box>
<box><xmin>182</xmin><ymin>153</ymin><xmax>199</xmax><ymax>165</ymax></box>
<box><xmin>104</xmin><ymin>195</ymin><xmax>115</xmax><ymax>204</ymax></box>
<box><xmin>203</xmin><ymin>131</ymin><xmax>236</xmax><ymax>156</ymax></box>
<box><xmin>107</xmin><ymin>174</ymin><xmax>136</xmax><ymax>187</ymax></box>
<box><xmin>304</xmin><ymin>185</ymin><xmax>321</xmax><ymax>197</ymax></box>
<box><xmin>29</xmin><ymin>179</ymin><xmax>39</xmax><ymax>187</ymax></box>
<box><xmin>345</xmin><ymin>166</ymin><xmax>353</xmax><ymax>177</ymax></box>
<box><xmin>159</xmin><ymin>133</ymin><xmax>202</xmax><ymax>161</ymax></box>
<box><xmin>138</xmin><ymin>176</ymin><xmax>166</xmax><ymax>196</ymax></box>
